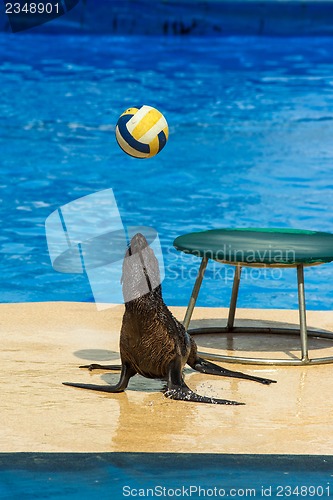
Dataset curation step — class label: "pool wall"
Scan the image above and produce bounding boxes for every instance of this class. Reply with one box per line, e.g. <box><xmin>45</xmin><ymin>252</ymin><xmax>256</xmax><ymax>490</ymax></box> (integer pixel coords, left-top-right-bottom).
<box><xmin>1</xmin><ymin>0</ymin><xmax>333</xmax><ymax>35</ymax></box>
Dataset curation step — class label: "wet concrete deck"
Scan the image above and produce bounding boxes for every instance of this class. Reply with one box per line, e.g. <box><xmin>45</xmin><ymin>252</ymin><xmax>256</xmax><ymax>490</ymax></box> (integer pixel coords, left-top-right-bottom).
<box><xmin>2</xmin><ymin>302</ymin><xmax>333</xmax><ymax>454</ymax></box>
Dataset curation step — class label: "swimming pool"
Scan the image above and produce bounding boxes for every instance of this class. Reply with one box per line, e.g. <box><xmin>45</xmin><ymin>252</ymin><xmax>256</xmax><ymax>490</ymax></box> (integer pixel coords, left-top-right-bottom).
<box><xmin>1</xmin><ymin>34</ymin><xmax>333</xmax><ymax>309</ymax></box>
<box><xmin>0</xmin><ymin>453</ymin><xmax>332</xmax><ymax>499</ymax></box>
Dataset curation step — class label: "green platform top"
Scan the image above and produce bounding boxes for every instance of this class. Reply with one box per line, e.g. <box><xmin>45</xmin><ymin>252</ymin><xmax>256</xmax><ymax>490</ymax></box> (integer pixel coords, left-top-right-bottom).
<box><xmin>173</xmin><ymin>228</ymin><xmax>333</xmax><ymax>266</ymax></box>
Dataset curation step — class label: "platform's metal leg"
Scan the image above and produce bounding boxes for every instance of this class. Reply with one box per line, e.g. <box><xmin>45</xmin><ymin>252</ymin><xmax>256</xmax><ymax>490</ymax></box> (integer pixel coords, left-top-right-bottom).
<box><xmin>183</xmin><ymin>257</ymin><xmax>208</xmax><ymax>330</ymax></box>
<box><xmin>227</xmin><ymin>264</ymin><xmax>242</xmax><ymax>331</ymax></box>
<box><xmin>297</xmin><ymin>264</ymin><xmax>309</xmax><ymax>363</ymax></box>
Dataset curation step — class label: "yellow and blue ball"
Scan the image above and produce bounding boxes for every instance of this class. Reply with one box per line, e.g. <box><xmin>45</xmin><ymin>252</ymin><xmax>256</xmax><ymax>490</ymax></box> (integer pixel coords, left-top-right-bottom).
<box><xmin>116</xmin><ymin>105</ymin><xmax>169</xmax><ymax>159</ymax></box>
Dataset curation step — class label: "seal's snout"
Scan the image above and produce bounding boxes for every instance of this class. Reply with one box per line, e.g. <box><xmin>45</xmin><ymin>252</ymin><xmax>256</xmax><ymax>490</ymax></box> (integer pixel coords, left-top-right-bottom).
<box><xmin>129</xmin><ymin>233</ymin><xmax>148</xmax><ymax>255</ymax></box>
<box><xmin>122</xmin><ymin>232</ymin><xmax>161</xmax><ymax>302</ymax></box>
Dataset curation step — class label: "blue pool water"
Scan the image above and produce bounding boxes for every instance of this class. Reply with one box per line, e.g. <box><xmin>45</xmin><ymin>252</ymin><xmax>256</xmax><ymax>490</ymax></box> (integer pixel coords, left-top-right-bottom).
<box><xmin>1</xmin><ymin>34</ymin><xmax>333</xmax><ymax>309</ymax></box>
<box><xmin>0</xmin><ymin>453</ymin><xmax>332</xmax><ymax>499</ymax></box>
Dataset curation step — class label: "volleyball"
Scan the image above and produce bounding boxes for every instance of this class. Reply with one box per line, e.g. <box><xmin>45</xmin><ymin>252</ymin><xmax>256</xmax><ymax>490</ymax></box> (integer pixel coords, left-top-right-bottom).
<box><xmin>115</xmin><ymin>105</ymin><xmax>169</xmax><ymax>159</ymax></box>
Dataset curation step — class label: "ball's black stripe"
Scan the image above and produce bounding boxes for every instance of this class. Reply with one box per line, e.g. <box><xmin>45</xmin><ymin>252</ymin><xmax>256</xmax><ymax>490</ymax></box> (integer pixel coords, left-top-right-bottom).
<box><xmin>117</xmin><ymin>114</ymin><xmax>150</xmax><ymax>154</ymax></box>
<box><xmin>157</xmin><ymin>130</ymin><xmax>167</xmax><ymax>152</ymax></box>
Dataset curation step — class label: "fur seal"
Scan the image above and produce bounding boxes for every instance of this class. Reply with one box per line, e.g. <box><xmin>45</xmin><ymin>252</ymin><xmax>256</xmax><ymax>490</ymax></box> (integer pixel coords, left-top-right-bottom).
<box><xmin>63</xmin><ymin>233</ymin><xmax>276</xmax><ymax>405</ymax></box>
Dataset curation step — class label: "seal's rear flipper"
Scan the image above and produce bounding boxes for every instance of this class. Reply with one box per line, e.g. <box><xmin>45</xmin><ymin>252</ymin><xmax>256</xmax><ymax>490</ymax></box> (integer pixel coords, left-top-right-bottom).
<box><xmin>192</xmin><ymin>358</ymin><xmax>276</xmax><ymax>385</ymax></box>
<box><xmin>79</xmin><ymin>364</ymin><xmax>122</xmax><ymax>371</ymax></box>
<box><xmin>164</xmin><ymin>387</ymin><xmax>244</xmax><ymax>405</ymax></box>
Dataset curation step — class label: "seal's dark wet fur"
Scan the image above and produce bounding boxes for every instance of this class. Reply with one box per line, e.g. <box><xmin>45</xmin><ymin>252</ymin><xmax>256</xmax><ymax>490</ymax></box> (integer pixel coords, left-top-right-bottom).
<box><xmin>63</xmin><ymin>233</ymin><xmax>276</xmax><ymax>404</ymax></box>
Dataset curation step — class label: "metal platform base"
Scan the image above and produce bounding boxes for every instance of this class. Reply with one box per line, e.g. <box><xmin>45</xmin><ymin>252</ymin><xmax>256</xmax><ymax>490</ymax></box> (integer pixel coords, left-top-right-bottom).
<box><xmin>183</xmin><ymin>257</ymin><xmax>333</xmax><ymax>365</ymax></box>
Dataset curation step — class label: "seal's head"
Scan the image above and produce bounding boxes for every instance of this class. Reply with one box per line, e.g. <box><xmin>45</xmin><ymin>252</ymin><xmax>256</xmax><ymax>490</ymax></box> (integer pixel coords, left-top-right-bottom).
<box><xmin>122</xmin><ymin>233</ymin><xmax>161</xmax><ymax>304</ymax></box>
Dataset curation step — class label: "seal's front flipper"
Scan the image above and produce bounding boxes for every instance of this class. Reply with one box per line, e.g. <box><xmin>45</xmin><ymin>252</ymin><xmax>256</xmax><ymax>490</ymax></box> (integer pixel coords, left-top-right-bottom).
<box><xmin>166</xmin><ymin>358</ymin><xmax>244</xmax><ymax>405</ymax></box>
<box><xmin>79</xmin><ymin>364</ymin><xmax>122</xmax><ymax>371</ymax></box>
<box><xmin>63</xmin><ymin>382</ymin><xmax>125</xmax><ymax>393</ymax></box>
<box><xmin>164</xmin><ymin>386</ymin><xmax>244</xmax><ymax>405</ymax></box>
<box><xmin>192</xmin><ymin>358</ymin><xmax>276</xmax><ymax>385</ymax></box>
<box><xmin>63</xmin><ymin>363</ymin><xmax>136</xmax><ymax>393</ymax></box>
